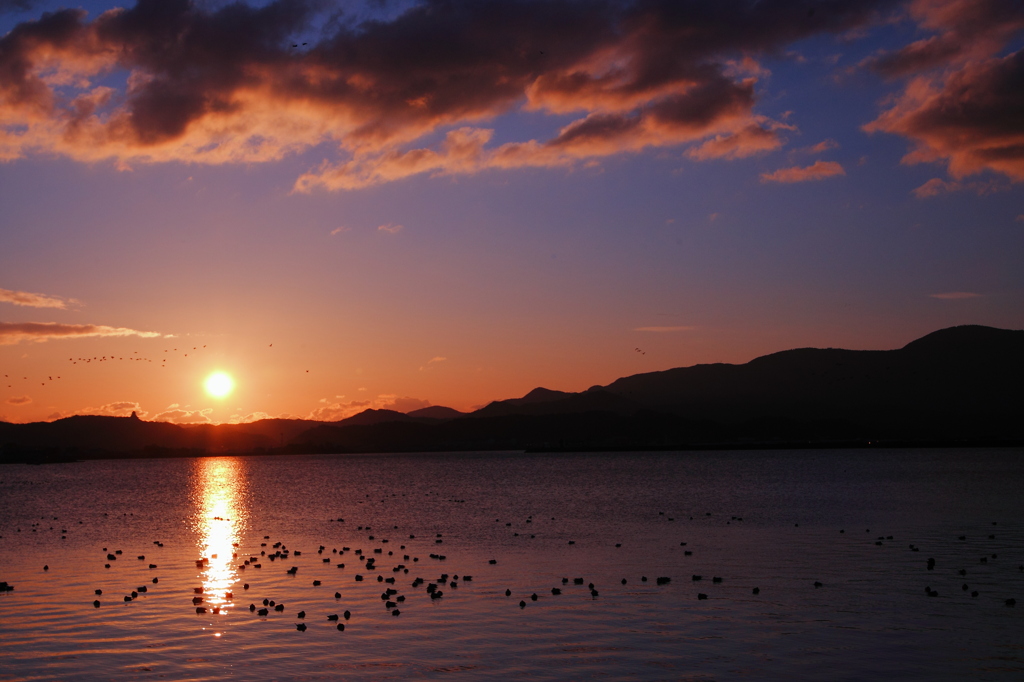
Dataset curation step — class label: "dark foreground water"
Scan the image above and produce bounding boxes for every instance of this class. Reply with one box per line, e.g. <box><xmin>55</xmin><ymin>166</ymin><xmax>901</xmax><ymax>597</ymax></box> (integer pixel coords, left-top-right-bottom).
<box><xmin>0</xmin><ymin>448</ymin><xmax>1022</xmax><ymax>681</ymax></box>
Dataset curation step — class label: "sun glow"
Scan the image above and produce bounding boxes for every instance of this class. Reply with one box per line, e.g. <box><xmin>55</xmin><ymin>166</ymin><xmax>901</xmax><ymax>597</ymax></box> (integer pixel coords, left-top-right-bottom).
<box><xmin>204</xmin><ymin>372</ymin><xmax>234</xmax><ymax>398</ymax></box>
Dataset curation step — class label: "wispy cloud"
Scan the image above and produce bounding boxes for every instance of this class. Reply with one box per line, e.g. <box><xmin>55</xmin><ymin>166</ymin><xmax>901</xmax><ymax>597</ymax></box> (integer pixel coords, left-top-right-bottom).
<box><xmin>329</xmin><ymin>226</ymin><xmax>350</xmax><ymax>236</ymax></box>
<box><xmin>79</xmin><ymin>401</ymin><xmax>144</xmax><ymax>418</ymax></box>
<box><xmin>806</xmin><ymin>139</ymin><xmax>840</xmax><ymax>154</ymax></box>
<box><xmin>0</xmin><ymin>322</ymin><xmax>162</xmax><ymax>345</ymax></box>
<box><xmin>912</xmin><ymin>177</ymin><xmax>1005</xmax><ymax>198</ymax></box>
<box><xmin>227</xmin><ymin>411</ymin><xmax>272</xmax><ymax>424</ymax></box>
<box><xmin>420</xmin><ymin>356</ymin><xmax>447</xmax><ymax>371</ymax></box>
<box><xmin>5</xmin><ymin>395</ymin><xmax>31</xmax><ymax>405</ymax></box>
<box><xmin>377</xmin><ymin>223</ymin><xmax>404</xmax><ymax>234</ymax></box>
<box><xmin>760</xmin><ymin>160</ymin><xmax>846</xmax><ymax>183</ymax></box>
<box><xmin>153</xmin><ymin>406</ymin><xmax>213</xmax><ymax>424</ymax></box>
<box><xmin>634</xmin><ymin>326</ymin><xmax>695</xmax><ymax>332</ymax></box>
<box><xmin>0</xmin><ymin>287</ymin><xmax>76</xmax><ymax>309</ymax></box>
<box><xmin>930</xmin><ymin>292</ymin><xmax>981</xmax><ymax>300</ymax></box>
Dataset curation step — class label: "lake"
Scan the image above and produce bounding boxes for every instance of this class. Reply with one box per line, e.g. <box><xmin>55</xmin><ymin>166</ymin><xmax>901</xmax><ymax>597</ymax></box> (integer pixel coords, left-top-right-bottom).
<box><xmin>1</xmin><ymin>448</ymin><xmax>1022</xmax><ymax>680</ymax></box>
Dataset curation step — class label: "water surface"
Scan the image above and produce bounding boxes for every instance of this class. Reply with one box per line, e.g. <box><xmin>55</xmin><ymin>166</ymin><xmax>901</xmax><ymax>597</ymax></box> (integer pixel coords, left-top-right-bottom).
<box><xmin>1</xmin><ymin>448</ymin><xmax>1022</xmax><ymax>680</ymax></box>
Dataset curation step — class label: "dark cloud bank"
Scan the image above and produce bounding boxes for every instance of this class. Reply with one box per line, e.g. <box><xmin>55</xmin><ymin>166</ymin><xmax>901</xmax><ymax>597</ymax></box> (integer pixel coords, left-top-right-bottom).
<box><xmin>0</xmin><ymin>0</ymin><xmax>1020</xmax><ymax>187</ymax></box>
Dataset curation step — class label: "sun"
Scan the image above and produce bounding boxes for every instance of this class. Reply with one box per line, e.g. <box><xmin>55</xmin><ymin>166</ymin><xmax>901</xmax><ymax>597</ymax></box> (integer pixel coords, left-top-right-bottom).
<box><xmin>204</xmin><ymin>372</ymin><xmax>235</xmax><ymax>399</ymax></box>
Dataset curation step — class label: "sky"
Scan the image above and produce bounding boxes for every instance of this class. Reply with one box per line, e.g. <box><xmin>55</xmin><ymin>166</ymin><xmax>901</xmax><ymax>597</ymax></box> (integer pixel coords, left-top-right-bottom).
<box><xmin>1</xmin><ymin>0</ymin><xmax>1022</xmax><ymax>425</ymax></box>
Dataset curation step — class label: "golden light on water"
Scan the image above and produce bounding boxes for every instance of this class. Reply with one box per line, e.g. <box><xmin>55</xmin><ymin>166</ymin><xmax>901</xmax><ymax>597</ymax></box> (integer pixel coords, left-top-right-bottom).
<box><xmin>191</xmin><ymin>457</ymin><xmax>247</xmax><ymax>614</ymax></box>
<box><xmin>204</xmin><ymin>371</ymin><xmax>234</xmax><ymax>398</ymax></box>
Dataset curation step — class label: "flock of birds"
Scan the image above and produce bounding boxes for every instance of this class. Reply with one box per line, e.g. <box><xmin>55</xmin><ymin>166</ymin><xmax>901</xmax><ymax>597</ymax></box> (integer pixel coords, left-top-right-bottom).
<box><xmin>2</xmin><ymin>509</ymin><xmax>1019</xmax><ymax>638</ymax></box>
<box><xmin>1</xmin><ymin>341</ymin><xmax>319</xmax><ymax>395</ymax></box>
<box><xmin>2</xmin><ymin>345</ymin><xmax>211</xmax><ymax>390</ymax></box>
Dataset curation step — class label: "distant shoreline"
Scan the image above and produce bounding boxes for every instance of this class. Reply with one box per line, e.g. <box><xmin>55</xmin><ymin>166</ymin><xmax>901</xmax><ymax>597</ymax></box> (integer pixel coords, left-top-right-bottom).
<box><xmin>4</xmin><ymin>437</ymin><xmax>1022</xmax><ymax>465</ymax></box>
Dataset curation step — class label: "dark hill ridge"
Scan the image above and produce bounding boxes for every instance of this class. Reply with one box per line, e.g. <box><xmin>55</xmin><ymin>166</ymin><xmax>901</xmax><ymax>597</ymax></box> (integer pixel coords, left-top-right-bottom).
<box><xmin>406</xmin><ymin>406</ymin><xmax>465</xmax><ymax>420</ymax></box>
<box><xmin>1</xmin><ymin>325</ymin><xmax>1021</xmax><ymax>462</ymax></box>
<box><xmin>598</xmin><ymin>324</ymin><xmax>1023</xmax><ymax>425</ymax></box>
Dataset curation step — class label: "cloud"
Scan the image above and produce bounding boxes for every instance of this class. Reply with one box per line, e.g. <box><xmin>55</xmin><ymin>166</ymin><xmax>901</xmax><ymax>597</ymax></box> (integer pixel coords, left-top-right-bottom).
<box><xmin>153</xmin><ymin>406</ymin><xmax>213</xmax><ymax>424</ymax></box>
<box><xmin>420</xmin><ymin>356</ymin><xmax>447</xmax><ymax>370</ymax></box>
<box><xmin>0</xmin><ymin>0</ymin><xmax>893</xmax><ymax>187</ymax></box>
<box><xmin>0</xmin><ymin>0</ymin><xmax>38</xmax><ymax>15</ymax></box>
<box><xmin>377</xmin><ymin>223</ymin><xmax>403</xmax><ymax>234</ymax></box>
<box><xmin>930</xmin><ymin>291</ymin><xmax>981</xmax><ymax>299</ymax></box>
<box><xmin>760</xmin><ymin>160</ymin><xmax>846</xmax><ymax>183</ymax></box>
<box><xmin>79</xmin><ymin>401</ymin><xmax>146</xmax><ymax>418</ymax></box>
<box><xmin>685</xmin><ymin>122</ymin><xmax>790</xmax><ymax>161</ymax></box>
<box><xmin>634</xmin><ymin>325</ymin><xmax>695</xmax><ymax>332</ymax></box>
<box><xmin>308</xmin><ymin>399</ymin><xmax>371</xmax><ymax>421</ymax></box>
<box><xmin>329</xmin><ymin>226</ymin><xmax>350</xmax><ymax>235</ymax></box>
<box><xmin>6</xmin><ymin>395</ymin><xmax>31</xmax><ymax>405</ymax></box>
<box><xmin>912</xmin><ymin>176</ymin><xmax>1005</xmax><ymax>197</ymax></box>
<box><xmin>0</xmin><ymin>321</ymin><xmax>162</xmax><ymax>344</ymax></box>
<box><xmin>866</xmin><ymin>52</ymin><xmax>1024</xmax><ymax>181</ymax></box>
<box><xmin>227</xmin><ymin>411</ymin><xmax>272</xmax><ymax>424</ymax></box>
<box><xmin>0</xmin><ymin>287</ymin><xmax>76</xmax><ymax>309</ymax></box>
<box><xmin>44</xmin><ymin>401</ymin><xmax>147</xmax><ymax>420</ymax></box>
<box><xmin>381</xmin><ymin>395</ymin><xmax>432</xmax><ymax>413</ymax></box>
<box><xmin>806</xmin><ymin>139</ymin><xmax>840</xmax><ymax>154</ymax></box>
<box><xmin>864</xmin><ymin>0</ymin><xmax>1024</xmax><ymax>78</ymax></box>
<box><xmin>863</xmin><ymin>1</ymin><xmax>1024</xmax><ymax>182</ymax></box>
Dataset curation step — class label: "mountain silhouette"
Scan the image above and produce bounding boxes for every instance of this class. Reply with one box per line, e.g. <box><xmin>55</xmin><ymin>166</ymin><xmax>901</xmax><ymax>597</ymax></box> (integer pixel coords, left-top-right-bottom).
<box><xmin>406</xmin><ymin>406</ymin><xmax>465</xmax><ymax>420</ymax></box>
<box><xmin>1</xmin><ymin>325</ymin><xmax>1020</xmax><ymax>462</ymax></box>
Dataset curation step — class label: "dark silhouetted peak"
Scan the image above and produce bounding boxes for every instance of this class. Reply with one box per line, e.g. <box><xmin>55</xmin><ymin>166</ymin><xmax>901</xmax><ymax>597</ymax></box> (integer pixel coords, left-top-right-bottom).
<box><xmin>335</xmin><ymin>409</ymin><xmax>415</xmax><ymax>426</ymax></box>
<box><xmin>509</xmin><ymin>387</ymin><xmax>572</xmax><ymax>405</ymax></box>
<box><xmin>130</xmin><ymin>411</ymin><xmax>140</xmax><ymax>421</ymax></box>
<box><xmin>406</xmin><ymin>406</ymin><xmax>465</xmax><ymax>420</ymax></box>
<box><xmin>472</xmin><ymin>388</ymin><xmax>638</xmax><ymax>418</ymax></box>
<box><xmin>900</xmin><ymin>325</ymin><xmax>1022</xmax><ymax>356</ymax></box>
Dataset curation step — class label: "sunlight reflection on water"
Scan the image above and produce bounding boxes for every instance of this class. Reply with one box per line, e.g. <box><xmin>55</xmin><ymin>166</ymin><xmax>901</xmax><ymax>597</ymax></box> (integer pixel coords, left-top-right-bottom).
<box><xmin>191</xmin><ymin>457</ymin><xmax>247</xmax><ymax>614</ymax></box>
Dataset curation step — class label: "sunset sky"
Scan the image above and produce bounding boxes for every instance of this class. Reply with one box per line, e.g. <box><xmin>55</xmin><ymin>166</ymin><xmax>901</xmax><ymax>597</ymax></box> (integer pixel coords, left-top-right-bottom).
<box><xmin>1</xmin><ymin>0</ymin><xmax>1022</xmax><ymax>424</ymax></box>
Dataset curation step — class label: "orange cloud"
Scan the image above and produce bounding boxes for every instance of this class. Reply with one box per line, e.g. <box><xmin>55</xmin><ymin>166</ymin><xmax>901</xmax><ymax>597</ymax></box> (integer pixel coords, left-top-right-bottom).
<box><xmin>153</xmin><ymin>405</ymin><xmax>212</xmax><ymax>424</ymax></box>
<box><xmin>227</xmin><ymin>411</ymin><xmax>274</xmax><ymax>424</ymax></box>
<box><xmin>865</xmin><ymin>54</ymin><xmax>1024</xmax><ymax>181</ymax></box>
<box><xmin>686</xmin><ymin>122</ymin><xmax>790</xmax><ymax>161</ymax></box>
<box><xmin>5</xmin><ymin>395</ymin><xmax>31</xmax><ymax>405</ymax></box>
<box><xmin>0</xmin><ymin>0</ymin><xmax>891</xmax><ymax>188</ymax></box>
<box><xmin>863</xmin><ymin>1</ymin><xmax>1024</xmax><ymax>182</ymax></box>
<box><xmin>78</xmin><ymin>401</ymin><xmax>145</xmax><ymax>418</ymax></box>
<box><xmin>760</xmin><ymin>160</ymin><xmax>846</xmax><ymax>183</ymax></box>
<box><xmin>0</xmin><ymin>321</ymin><xmax>162</xmax><ymax>344</ymax></box>
<box><xmin>0</xmin><ymin>287</ymin><xmax>75</xmax><ymax>309</ymax></box>
<box><xmin>864</xmin><ymin>0</ymin><xmax>1024</xmax><ymax>78</ymax></box>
